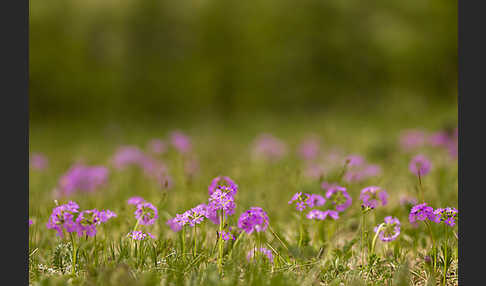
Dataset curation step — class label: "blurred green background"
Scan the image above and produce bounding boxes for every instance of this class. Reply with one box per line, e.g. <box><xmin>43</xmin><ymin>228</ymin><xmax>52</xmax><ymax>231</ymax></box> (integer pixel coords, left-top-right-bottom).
<box><xmin>30</xmin><ymin>0</ymin><xmax>456</xmax><ymax>124</ymax></box>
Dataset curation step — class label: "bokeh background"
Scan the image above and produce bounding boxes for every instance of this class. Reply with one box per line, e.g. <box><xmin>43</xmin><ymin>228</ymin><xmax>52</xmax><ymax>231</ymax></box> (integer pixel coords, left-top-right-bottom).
<box><xmin>29</xmin><ymin>2</ymin><xmax>458</xmax><ymax>283</ymax></box>
<box><xmin>30</xmin><ymin>0</ymin><xmax>456</xmax><ymax>126</ymax></box>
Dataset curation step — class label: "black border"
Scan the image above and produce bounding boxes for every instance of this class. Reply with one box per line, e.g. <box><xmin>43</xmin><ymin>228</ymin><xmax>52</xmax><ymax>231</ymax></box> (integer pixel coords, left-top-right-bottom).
<box><xmin>1</xmin><ymin>0</ymin><xmax>29</xmax><ymax>284</ymax></box>
<box><xmin>1</xmin><ymin>0</ymin><xmax>477</xmax><ymax>284</ymax></box>
<box><xmin>458</xmin><ymin>0</ymin><xmax>485</xmax><ymax>285</ymax></box>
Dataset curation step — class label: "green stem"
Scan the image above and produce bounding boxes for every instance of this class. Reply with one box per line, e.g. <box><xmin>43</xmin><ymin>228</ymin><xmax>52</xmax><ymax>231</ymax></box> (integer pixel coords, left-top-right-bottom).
<box><xmin>338</xmin><ymin>161</ymin><xmax>350</xmax><ymax>181</ymax></box>
<box><xmin>298</xmin><ymin>211</ymin><xmax>304</xmax><ymax>248</ymax></box>
<box><xmin>132</xmin><ymin>210</ymin><xmax>146</xmax><ymax>232</ymax></box>
<box><xmin>181</xmin><ymin>226</ymin><xmax>186</xmax><ymax>260</ymax></box>
<box><xmin>69</xmin><ymin>232</ymin><xmax>77</xmax><ymax>275</ymax></box>
<box><xmin>443</xmin><ymin>225</ymin><xmax>448</xmax><ymax>285</ymax></box>
<box><xmin>193</xmin><ymin>224</ymin><xmax>197</xmax><ymax>258</ymax></box>
<box><xmin>371</xmin><ymin>223</ymin><xmax>384</xmax><ymax>256</ymax></box>
<box><xmin>424</xmin><ymin>221</ymin><xmax>437</xmax><ymax>272</ymax></box>
<box><xmin>257</xmin><ymin>232</ymin><xmax>262</xmax><ymax>263</ymax></box>
<box><xmin>361</xmin><ymin>212</ymin><xmax>365</xmax><ymax>265</ymax></box>
<box><xmin>217</xmin><ymin>210</ymin><xmax>224</xmax><ymax>273</ymax></box>
<box><xmin>417</xmin><ymin>173</ymin><xmax>425</xmax><ymax>202</ymax></box>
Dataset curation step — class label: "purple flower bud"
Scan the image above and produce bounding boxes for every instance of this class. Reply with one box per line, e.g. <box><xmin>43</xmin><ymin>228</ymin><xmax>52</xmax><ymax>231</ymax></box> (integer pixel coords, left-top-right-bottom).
<box><xmin>247</xmin><ymin>247</ymin><xmax>274</xmax><ymax>263</ymax></box>
<box><xmin>360</xmin><ymin>186</ymin><xmax>388</xmax><ymax>209</ymax></box>
<box><xmin>238</xmin><ymin>207</ymin><xmax>269</xmax><ymax>234</ymax></box>
<box><xmin>374</xmin><ymin>216</ymin><xmax>401</xmax><ymax>242</ymax></box>
<box><xmin>30</xmin><ymin>153</ymin><xmax>48</xmax><ymax>170</ymax></box>
<box><xmin>134</xmin><ymin>202</ymin><xmax>158</xmax><ymax>226</ymax></box>
<box><xmin>409</xmin><ymin>154</ymin><xmax>432</xmax><ymax>176</ymax></box>
<box><xmin>252</xmin><ymin>133</ymin><xmax>287</xmax><ymax>162</ymax></box>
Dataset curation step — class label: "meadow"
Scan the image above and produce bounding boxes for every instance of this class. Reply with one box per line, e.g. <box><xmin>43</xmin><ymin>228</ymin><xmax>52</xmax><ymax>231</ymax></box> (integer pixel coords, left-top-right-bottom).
<box><xmin>29</xmin><ymin>106</ymin><xmax>458</xmax><ymax>286</ymax></box>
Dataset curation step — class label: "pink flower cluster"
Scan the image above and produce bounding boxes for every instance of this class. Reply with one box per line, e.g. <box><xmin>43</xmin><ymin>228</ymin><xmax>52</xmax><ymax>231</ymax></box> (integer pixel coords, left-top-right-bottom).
<box><xmin>399</xmin><ymin>128</ymin><xmax>458</xmax><ymax>159</ymax></box>
<box><xmin>409</xmin><ymin>203</ymin><xmax>458</xmax><ymax>227</ymax></box>
<box><xmin>46</xmin><ymin>201</ymin><xmax>116</xmax><ymax>237</ymax></box>
<box><xmin>111</xmin><ymin>146</ymin><xmax>173</xmax><ymax>189</ymax></box>
<box><xmin>166</xmin><ymin>176</ymin><xmax>238</xmax><ymax>233</ymax></box>
<box><xmin>252</xmin><ymin>133</ymin><xmax>288</xmax><ymax>162</ymax></box>
<box><xmin>343</xmin><ymin>154</ymin><xmax>382</xmax><ymax>183</ymax></box>
<box><xmin>56</xmin><ymin>164</ymin><xmax>109</xmax><ymax>196</ymax></box>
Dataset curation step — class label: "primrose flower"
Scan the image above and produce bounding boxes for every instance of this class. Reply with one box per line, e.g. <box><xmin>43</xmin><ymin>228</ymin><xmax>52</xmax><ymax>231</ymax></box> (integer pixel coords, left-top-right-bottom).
<box><xmin>155</xmin><ymin>171</ymin><xmax>174</xmax><ymax>189</ymax></box>
<box><xmin>147</xmin><ymin>139</ymin><xmax>167</xmax><ymax>155</ymax></box>
<box><xmin>135</xmin><ymin>202</ymin><xmax>159</xmax><ymax>226</ymax></box>
<box><xmin>127</xmin><ymin>196</ymin><xmax>146</xmax><ymax>205</ymax></box>
<box><xmin>433</xmin><ymin>207</ymin><xmax>458</xmax><ymax>227</ymax></box>
<box><xmin>325</xmin><ymin>186</ymin><xmax>352</xmax><ymax>212</ymax></box>
<box><xmin>344</xmin><ymin>164</ymin><xmax>382</xmax><ymax>183</ymax></box>
<box><xmin>166</xmin><ymin>204</ymin><xmax>218</xmax><ymax>232</ymax></box>
<box><xmin>345</xmin><ymin>154</ymin><xmax>365</xmax><ymax>167</ymax></box>
<box><xmin>252</xmin><ymin>133</ymin><xmax>288</xmax><ymax>162</ymax></box>
<box><xmin>170</xmin><ymin>131</ymin><xmax>192</xmax><ymax>154</ymax></box>
<box><xmin>30</xmin><ymin>153</ymin><xmax>48</xmax><ymax>170</ymax></box>
<box><xmin>360</xmin><ymin>186</ymin><xmax>388</xmax><ymax>209</ymax></box>
<box><xmin>75</xmin><ymin>209</ymin><xmax>101</xmax><ymax>237</ymax></box>
<box><xmin>128</xmin><ymin>230</ymin><xmax>155</xmax><ymax>241</ymax></box>
<box><xmin>247</xmin><ymin>247</ymin><xmax>274</xmax><ymax>263</ymax></box>
<box><xmin>208</xmin><ymin>176</ymin><xmax>238</xmax><ymax>196</ymax></box>
<box><xmin>399</xmin><ymin>196</ymin><xmax>418</xmax><ymax>207</ymax></box>
<box><xmin>183</xmin><ymin>204</ymin><xmax>209</xmax><ymax>226</ymax></box>
<box><xmin>374</xmin><ymin>216</ymin><xmax>401</xmax><ymax>242</ymax></box>
<box><xmin>139</xmin><ymin>156</ymin><xmax>167</xmax><ymax>178</ymax></box>
<box><xmin>409</xmin><ymin>203</ymin><xmax>436</xmax><ymax>224</ymax></box>
<box><xmin>29</xmin><ymin>219</ymin><xmax>34</xmax><ymax>226</ymax></box>
<box><xmin>184</xmin><ymin>157</ymin><xmax>199</xmax><ymax>178</ymax></box>
<box><xmin>97</xmin><ymin>209</ymin><xmax>117</xmax><ymax>223</ymax></box>
<box><xmin>303</xmin><ymin>163</ymin><xmax>327</xmax><ymax>180</ymax></box>
<box><xmin>46</xmin><ymin>201</ymin><xmax>80</xmax><ymax>237</ymax></box>
<box><xmin>288</xmin><ymin>192</ymin><xmax>312</xmax><ymax>211</ymax></box>
<box><xmin>220</xmin><ymin>229</ymin><xmax>236</xmax><ymax>241</ymax></box>
<box><xmin>58</xmin><ymin>164</ymin><xmax>109</xmax><ymax>196</ymax></box>
<box><xmin>166</xmin><ymin>214</ymin><xmax>186</xmax><ymax>232</ymax></box>
<box><xmin>297</xmin><ymin>137</ymin><xmax>320</xmax><ymax>161</ymax></box>
<box><xmin>362</xmin><ymin>165</ymin><xmax>382</xmax><ymax>177</ymax></box>
<box><xmin>74</xmin><ymin>209</ymin><xmax>116</xmax><ymax>237</ymax></box>
<box><xmin>427</xmin><ymin>131</ymin><xmax>451</xmax><ymax>148</ymax></box>
<box><xmin>321</xmin><ymin>182</ymin><xmax>339</xmax><ymax>191</ymax></box>
<box><xmin>208</xmin><ymin>188</ymin><xmax>236</xmax><ymax>216</ymax></box>
<box><xmin>111</xmin><ymin>146</ymin><xmax>146</xmax><ymax>170</ymax></box>
<box><xmin>306</xmin><ymin>209</ymin><xmax>339</xmax><ymax>220</ymax></box>
<box><xmin>448</xmin><ymin>141</ymin><xmax>458</xmax><ymax>159</ymax></box>
<box><xmin>112</xmin><ymin>146</ymin><xmax>169</xmax><ymax>183</ymax></box>
<box><xmin>238</xmin><ymin>207</ymin><xmax>269</xmax><ymax>234</ymax></box>
<box><xmin>399</xmin><ymin>129</ymin><xmax>426</xmax><ymax>151</ymax></box>
<box><xmin>308</xmin><ymin>194</ymin><xmax>326</xmax><ymax>207</ymax></box>
<box><xmin>409</xmin><ymin>154</ymin><xmax>432</xmax><ymax>176</ymax></box>
<box><xmin>204</xmin><ymin>205</ymin><xmax>220</xmax><ymax>224</ymax></box>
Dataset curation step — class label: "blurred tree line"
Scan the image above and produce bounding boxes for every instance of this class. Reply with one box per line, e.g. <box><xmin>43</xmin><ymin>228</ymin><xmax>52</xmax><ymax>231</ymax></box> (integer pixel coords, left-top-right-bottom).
<box><xmin>30</xmin><ymin>0</ymin><xmax>456</xmax><ymax>121</ymax></box>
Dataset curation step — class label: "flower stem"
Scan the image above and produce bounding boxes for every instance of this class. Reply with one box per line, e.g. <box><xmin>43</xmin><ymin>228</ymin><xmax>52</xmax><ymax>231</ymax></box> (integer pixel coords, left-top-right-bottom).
<box><xmin>217</xmin><ymin>210</ymin><xmax>224</xmax><ymax>273</ymax></box>
<box><xmin>181</xmin><ymin>225</ymin><xmax>186</xmax><ymax>261</ymax></box>
<box><xmin>193</xmin><ymin>224</ymin><xmax>197</xmax><ymax>258</ymax></box>
<box><xmin>417</xmin><ymin>173</ymin><xmax>425</xmax><ymax>202</ymax></box>
<box><xmin>424</xmin><ymin>221</ymin><xmax>437</xmax><ymax>272</ymax></box>
<box><xmin>69</xmin><ymin>232</ymin><xmax>77</xmax><ymax>276</ymax></box>
<box><xmin>298</xmin><ymin>211</ymin><xmax>304</xmax><ymax>249</ymax></box>
<box><xmin>371</xmin><ymin>223</ymin><xmax>384</xmax><ymax>256</ymax></box>
<box><xmin>132</xmin><ymin>210</ymin><xmax>145</xmax><ymax>232</ymax></box>
<box><xmin>443</xmin><ymin>224</ymin><xmax>448</xmax><ymax>285</ymax></box>
<box><xmin>361</xmin><ymin>212</ymin><xmax>366</xmax><ymax>265</ymax></box>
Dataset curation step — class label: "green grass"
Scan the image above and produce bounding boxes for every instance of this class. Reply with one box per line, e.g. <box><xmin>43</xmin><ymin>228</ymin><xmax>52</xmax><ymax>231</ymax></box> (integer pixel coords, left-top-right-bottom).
<box><xmin>29</xmin><ymin>106</ymin><xmax>457</xmax><ymax>285</ymax></box>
